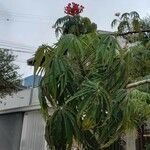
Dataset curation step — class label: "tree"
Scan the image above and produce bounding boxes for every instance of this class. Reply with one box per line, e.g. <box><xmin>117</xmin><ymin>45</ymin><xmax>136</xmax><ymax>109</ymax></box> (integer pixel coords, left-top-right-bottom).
<box><xmin>0</xmin><ymin>49</ymin><xmax>20</xmax><ymax>98</ymax></box>
<box><xmin>111</xmin><ymin>11</ymin><xmax>150</xmax><ymax>149</ymax></box>
<box><xmin>34</xmin><ymin>3</ymin><xmax>150</xmax><ymax>150</ymax></box>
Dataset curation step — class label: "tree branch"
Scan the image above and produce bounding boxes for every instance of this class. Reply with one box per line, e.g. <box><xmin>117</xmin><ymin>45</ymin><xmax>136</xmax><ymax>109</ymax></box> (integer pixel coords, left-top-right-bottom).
<box><xmin>78</xmin><ymin>59</ymin><xmax>86</xmax><ymax>77</ymax></box>
<box><xmin>126</xmin><ymin>79</ymin><xmax>150</xmax><ymax>89</ymax></box>
<box><xmin>111</xmin><ymin>29</ymin><xmax>150</xmax><ymax>36</ymax></box>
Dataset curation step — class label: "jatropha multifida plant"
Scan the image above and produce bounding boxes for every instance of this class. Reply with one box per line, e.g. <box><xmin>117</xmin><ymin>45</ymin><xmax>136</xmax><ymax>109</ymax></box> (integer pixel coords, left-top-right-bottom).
<box><xmin>34</xmin><ymin>2</ymin><xmax>150</xmax><ymax>150</ymax></box>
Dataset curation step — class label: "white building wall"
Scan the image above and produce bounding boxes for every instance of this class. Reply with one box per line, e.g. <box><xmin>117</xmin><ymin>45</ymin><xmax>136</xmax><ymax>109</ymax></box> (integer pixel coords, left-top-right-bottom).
<box><xmin>0</xmin><ymin>88</ymin><xmax>31</xmax><ymax>110</ymax></box>
<box><xmin>20</xmin><ymin>110</ymin><xmax>46</xmax><ymax>150</ymax></box>
<box><xmin>125</xmin><ymin>130</ymin><xmax>137</xmax><ymax>150</ymax></box>
<box><xmin>0</xmin><ymin>88</ymin><xmax>40</xmax><ymax>114</ymax></box>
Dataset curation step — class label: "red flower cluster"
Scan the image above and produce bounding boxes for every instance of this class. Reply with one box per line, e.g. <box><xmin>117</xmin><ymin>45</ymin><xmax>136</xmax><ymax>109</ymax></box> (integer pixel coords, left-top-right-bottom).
<box><xmin>64</xmin><ymin>2</ymin><xmax>84</xmax><ymax>16</ymax></box>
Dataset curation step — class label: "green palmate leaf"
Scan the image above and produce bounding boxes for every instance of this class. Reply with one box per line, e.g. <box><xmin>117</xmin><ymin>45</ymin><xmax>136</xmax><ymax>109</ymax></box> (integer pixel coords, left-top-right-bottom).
<box><xmin>82</xmin><ymin>130</ymin><xmax>100</xmax><ymax>150</ymax></box>
<box><xmin>98</xmin><ymin>89</ymin><xmax>127</xmax><ymax>148</ymax></box>
<box><xmin>74</xmin><ymin>80</ymin><xmax>111</xmax><ymax>129</ymax></box>
<box><xmin>40</xmin><ymin>56</ymin><xmax>76</xmax><ymax>107</ymax></box>
<box><xmin>106</xmin><ymin>58</ymin><xmax>128</xmax><ymax>92</ymax></box>
<box><xmin>39</xmin><ymin>82</ymin><xmax>49</xmax><ymax>119</ymax></box>
<box><xmin>93</xmin><ymin>35</ymin><xmax>128</xmax><ymax>92</ymax></box>
<box><xmin>130</xmin><ymin>11</ymin><xmax>140</xmax><ymax>19</ymax></box>
<box><xmin>121</xmin><ymin>13</ymin><xmax>130</xmax><ymax>20</ymax></box>
<box><xmin>118</xmin><ymin>21</ymin><xmax>130</xmax><ymax>33</ymax></box>
<box><xmin>53</xmin><ymin>15</ymin><xmax>71</xmax><ymax>28</ymax></box>
<box><xmin>124</xmin><ymin>44</ymin><xmax>150</xmax><ymax>79</ymax></box>
<box><xmin>112</xmin><ymin>11</ymin><xmax>141</xmax><ymax>35</ymax></box>
<box><xmin>123</xmin><ymin>89</ymin><xmax>150</xmax><ymax>130</ymax></box>
<box><xmin>132</xmin><ymin>19</ymin><xmax>140</xmax><ymax>31</ymax></box>
<box><xmin>95</xmin><ymin>34</ymin><xmax>120</xmax><ymax>64</ymax></box>
<box><xmin>111</xmin><ymin>19</ymin><xmax>118</xmax><ymax>28</ymax></box>
<box><xmin>53</xmin><ymin>15</ymin><xmax>72</xmax><ymax>36</ymax></box>
<box><xmin>53</xmin><ymin>15</ymin><xmax>97</xmax><ymax>36</ymax></box>
<box><xmin>56</xmin><ymin>34</ymin><xmax>85</xmax><ymax>59</ymax></box>
<box><xmin>34</xmin><ymin>44</ymin><xmax>54</xmax><ymax>75</ymax></box>
<box><xmin>45</xmin><ymin>106</ymin><xmax>81</xmax><ymax>150</ymax></box>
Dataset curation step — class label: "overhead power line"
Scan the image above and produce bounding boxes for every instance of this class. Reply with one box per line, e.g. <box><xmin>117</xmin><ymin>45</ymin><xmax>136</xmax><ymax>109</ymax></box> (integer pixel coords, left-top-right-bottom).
<box><xmin>0</xmin><ymin>10</ymin><xmax>51</xmax><ymax>19</ymax></box>
<box><xmin>7</xmin><ymin>49</ymin><xmax>34</xmax><ymax>54</ymax></box>
<box><xmin>0</xmin><ymin>18</ymin><xmax>50</xmax><ymax>24</ymax></box>
<box><xmin>0</xmin><ymin>10</ymin><xmax>51</xmax><ymax>24</ymax></box>
<box><xmin>0</xmin><ymin>45</ymin><xmax>35</xmax><ymax>54</ymax></box>
<box><xmin>0</xmin><ymin>40</ymin><xmax>36</xmax><ymax>50</ymax></box>
<box><xmin>0</xmin><ymin>40</ymin><xmax>37</xmax><ymax>54</ymax></box>
<box><xmin>15</xmin><ymin>60</ymin><xmax>27</xmax><ymax>63</ymax></box>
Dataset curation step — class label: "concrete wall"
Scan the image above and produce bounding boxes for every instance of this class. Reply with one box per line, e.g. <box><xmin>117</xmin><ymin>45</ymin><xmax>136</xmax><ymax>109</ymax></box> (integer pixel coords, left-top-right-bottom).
<box><xmin>125</xmin><ymin>130</ymin><xmax>137</xmax><ymax>150</ymax></box>
<box><xmin>20</xmin><ymin>110</ymin><xmax>46</xmax><ymax>150</ymax></box>
<box><xmin>0</xmin><ymin>88</ymin><xmax>39</xmax><ymax>113</ymax></box>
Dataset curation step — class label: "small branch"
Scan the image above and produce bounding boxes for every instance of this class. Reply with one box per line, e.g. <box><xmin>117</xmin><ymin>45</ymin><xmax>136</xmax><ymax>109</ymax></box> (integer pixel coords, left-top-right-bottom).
<box><xmin>126</xmin><ymin>79</ymin><xmax>150</xmax><ymax>89</ymax></box>
<box><xmin>111</xmin><ymin>29</ymin><xmax>150</xmax><ymax>36</ymax></box>
<box><xmin>78</xmin><ymin>59</ymin><xmax>86</xmax><ymax>77</ymax></box>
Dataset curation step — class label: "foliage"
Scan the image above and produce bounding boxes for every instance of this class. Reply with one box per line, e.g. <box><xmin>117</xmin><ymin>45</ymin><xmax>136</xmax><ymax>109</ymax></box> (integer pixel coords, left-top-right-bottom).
<box><xmin>124</xmin><ymin>44</ymin><xmax>150</xmax><ymax>80</ymax></box>
<box><xmin>53</xmin><ymin>2</ymin><xmax>96</xmax><ymax>37</ymax></box>
<box><xmin>112</xmin><ymin>11</ymin><xmax>150</xmax><ymax>47</ymax></box>
<box><xmin>112</xmin><ymin>11</ymin><xmax>144</xmax><ymax>43</ymax></box>
<box><xmin>53</xmin><ymin>15</ymin><xmax>97</xmax><ymax>37</ymax></box>
<box><xmin>34</xmin><ymin>6</ymin><xmax>150</xmax><ymax>150</ymax></box>
<box><xmin>146</xmin><ymin>143</ymin><xmax>150</xmax><ymax>150</ymax></box>
<box><xmin>122</xmin><ymin>89</ymin><xmax>150</xmax><ymax>130</ymax></box>
<box><xmin>111</xmin><ymin>11</ymin><xmax>141</xmax><ymax>33</ymax></box>
<box><xmin>0</xmin><ymin>49</ymin><xmax>20</xmax><ymax>98</ymax></box>
<box><xmin>140</xmin><ymin>16</ymin><xmax>150</xmax><ymax>48</ymax></box>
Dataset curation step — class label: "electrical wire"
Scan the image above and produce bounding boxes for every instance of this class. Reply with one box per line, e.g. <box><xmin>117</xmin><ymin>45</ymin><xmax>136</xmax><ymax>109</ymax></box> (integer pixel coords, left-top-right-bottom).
<box><xmin>0</xmin><ymin>11</ymin><xmax>50</xmax><ymax>55</ymax></box>
<box><xmin>0</xmin><ymin>45</ymin><xmax>35</xmax><ymax>54</ymax></box>
<box><xmin>0</xmin><ymin>10</ymin><xmax>51</xmax><ymax>24</ymax></box>
<box><xmin>0</xmin><ymin>40</ymin><xmax>36</xmax><ymax>50</ymax></box>
<box><xmin>8</xmin><ymin>49</ymin><xmax>34</xmax><ymax>54</ymax></box>
<box><xmin>15</xmin><ymin>60</ymin><xmax>27</xmax><ymax>63</ymax></box>
<box><xmin>0</xmin><ymin>41</ymin><xmax>36</xmax><ymax>54</ymax></box>
<box><xmin>0</xmin><ymin>18</ymin><xmax>50</xmax><ymax>24</ymax></box>
<box><xmin>0</xmin><ymin>10</ymin><xmax>51</xmax><ymax>19</ymax></box>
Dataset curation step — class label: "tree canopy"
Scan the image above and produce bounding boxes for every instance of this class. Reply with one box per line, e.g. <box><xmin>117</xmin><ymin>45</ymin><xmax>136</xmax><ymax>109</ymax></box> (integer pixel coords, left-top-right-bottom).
<box><xmin>0</xmin><ymin>49</ymin><xmax>20</xmax><ymax>98</ymax></box>
<box><xmin>34</xmin><ymin>3</ymin><xmax>150</xmax><ymax>150</ymax></box>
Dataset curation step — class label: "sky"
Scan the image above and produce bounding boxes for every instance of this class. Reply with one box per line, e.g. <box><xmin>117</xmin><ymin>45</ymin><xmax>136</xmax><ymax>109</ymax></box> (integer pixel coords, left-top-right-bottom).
<box><xmin>0</xmin><ymin>0</ymin><xmax>150</xmax><ymax>78</ymax></box>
